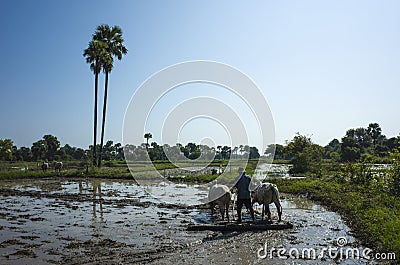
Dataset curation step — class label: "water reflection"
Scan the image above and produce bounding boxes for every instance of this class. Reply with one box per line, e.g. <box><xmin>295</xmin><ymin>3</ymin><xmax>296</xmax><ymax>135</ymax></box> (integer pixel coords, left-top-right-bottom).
<box><xmin>91</xmin><ymin>181</ymin><xmax>104</xmax><ymax>222</ymax></box>
<box><xmin>253</xmin><ymin>163</ymin><xmax>293</xmax><ymax>182</ymax></box>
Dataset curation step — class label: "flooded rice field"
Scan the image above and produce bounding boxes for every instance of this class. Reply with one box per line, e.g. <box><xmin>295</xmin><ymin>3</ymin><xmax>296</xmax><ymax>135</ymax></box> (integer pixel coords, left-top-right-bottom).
<box><xmin>0</xmin><ymin>166</ymin><xmax>379</xmax><ymax>264</ymax></box>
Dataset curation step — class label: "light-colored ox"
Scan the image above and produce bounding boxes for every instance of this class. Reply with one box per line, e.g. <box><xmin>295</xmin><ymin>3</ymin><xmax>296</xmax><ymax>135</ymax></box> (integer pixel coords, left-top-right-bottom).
<box><xmin>54</xmin><ymin>161</ymin><xmax>63</xmax><ymax>172</ymax></box>
<box><xmin>251</xmin><ymin>183</ymin><xmax>282</xmax><ymax>222</ymax></box>
<box><xmin>208</xmin><ymin>184</ymin><xmax>231</xmax><ymax>222</ymax></box>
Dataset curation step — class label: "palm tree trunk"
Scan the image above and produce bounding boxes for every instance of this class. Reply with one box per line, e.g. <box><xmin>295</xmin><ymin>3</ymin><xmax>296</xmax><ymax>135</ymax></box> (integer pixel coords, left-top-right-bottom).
<box><xmin>93</xmin><ymin>71</ymin><xmax>99</xmax><ymax>166</ymax></box>
<box><xmin>98</xmin><ymin>71</ymin><xmax>109</xmax><ymax>168</ymax></box>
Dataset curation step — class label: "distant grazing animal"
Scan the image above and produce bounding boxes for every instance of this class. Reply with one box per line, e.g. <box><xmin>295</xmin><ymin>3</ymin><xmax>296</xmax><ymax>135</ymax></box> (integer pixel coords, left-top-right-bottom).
<box><xmin>208</xmin><ymin>184</ymin><xmax>231</xmax><ymax>221</ymax></box>
<box><xmin>251</xmin><ymin>183</ymin><xmax>282</xmax><ymax>222</ymax></box>
<box><xmin>41</xmin><ymin>162</ymin><xmax>49</xmax><ymax>172</ymax></box>
<box><xmin>54</xmin><ymin>161</ymin><xmax>63</xmax><ymax>172</ymax></box>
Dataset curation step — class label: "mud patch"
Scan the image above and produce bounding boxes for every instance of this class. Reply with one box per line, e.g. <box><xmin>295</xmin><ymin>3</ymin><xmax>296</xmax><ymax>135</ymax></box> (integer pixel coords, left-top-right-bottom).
<box><xmin>65</xmin><ymin>239</ymin><xmax>127</xmax><ymax>249</ymax></box>
<box><xmin>0</xmin><ymin>239</ymin><xmax>24</xmax><ymax>248</ymax></box>
<box><xmin>8</xmin><ymin>248</ymin><xmax>37</xmax><ymax>258</ymax></box>
<box><xmin>20</xmin><ymin>235</ymin><xmax>40</xmax><ymax>240</ymax></box>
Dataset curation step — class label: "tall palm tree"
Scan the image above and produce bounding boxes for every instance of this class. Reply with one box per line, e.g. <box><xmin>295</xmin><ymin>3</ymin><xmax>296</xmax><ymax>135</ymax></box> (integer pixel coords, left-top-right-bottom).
<box><xmin>94</xmin><ymin>25</ymin><xmax>128</xmax><ymax>168</ymax></box>
<box><xmin>83</xmin><ymin>40</ymin><xmax>108</xmax><ymax>166</ymax></box>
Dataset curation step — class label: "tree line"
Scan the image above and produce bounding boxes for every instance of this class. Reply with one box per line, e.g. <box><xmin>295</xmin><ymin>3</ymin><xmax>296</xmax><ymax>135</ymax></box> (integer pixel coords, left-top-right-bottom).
<box><xmin>265</xmin><ymin>122</ymin><xmax>400</xmax><ymax>174</ymax></box>
<box><xmin>0</xmin><ymin>135</ymin><xmax>123</xmax><ymax>163</ymax></box>
<box><xmin>0</xmin><ymin>134</ymin><xmax>260</xmax><ymax>163</ymax></box>
<box><xmin>1</xmin><ymin>123</ymin><xmax>398</xmax><ymax>168</ymax></box>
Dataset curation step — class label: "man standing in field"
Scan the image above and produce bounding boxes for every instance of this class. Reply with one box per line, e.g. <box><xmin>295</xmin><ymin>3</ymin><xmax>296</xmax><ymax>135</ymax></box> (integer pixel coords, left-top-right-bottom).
<box><xmin>234</xmin><ymin>167</ymin><xmax>255</xmax><ymax>223</ymax></box>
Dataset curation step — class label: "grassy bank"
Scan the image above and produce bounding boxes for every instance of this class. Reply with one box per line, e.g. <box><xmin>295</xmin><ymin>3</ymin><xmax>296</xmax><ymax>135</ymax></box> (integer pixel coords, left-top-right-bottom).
<box><xmin>272</xmin><ymin>176</ymin><xmax>400</xmax><ymax>259</ymax></box>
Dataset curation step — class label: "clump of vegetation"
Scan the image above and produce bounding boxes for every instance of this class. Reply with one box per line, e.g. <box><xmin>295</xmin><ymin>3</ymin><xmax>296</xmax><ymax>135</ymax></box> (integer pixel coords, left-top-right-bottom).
<box><xmin>272</xmin><ymin>149</ymin><xmax>400</xmax><ymax>260</ymax></box>
<box><xmin>282</xmin><ymin>134</ymin><xmax>323</xmax><ymax>176</ymax></box>
<box><xmin>389</xmin><ymin>149</ymin><xmax>400</xmax><ymax>196</ymax></box>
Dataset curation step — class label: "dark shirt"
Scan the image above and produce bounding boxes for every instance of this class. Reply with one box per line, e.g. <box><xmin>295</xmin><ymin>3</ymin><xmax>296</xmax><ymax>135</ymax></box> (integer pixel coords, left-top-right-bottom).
<box><xmin>235</xmin><ymin>173</ymin><xmax>251</xmax><ymax>199</ymax></box>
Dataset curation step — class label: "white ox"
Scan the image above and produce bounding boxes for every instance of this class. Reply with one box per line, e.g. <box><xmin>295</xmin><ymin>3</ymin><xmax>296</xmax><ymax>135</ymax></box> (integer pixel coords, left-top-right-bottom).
<box><xmin>208</xmin><ymin>184</ymin><xmax>231</xmax><ymax>222</ymax></box>
<box><xmin>54</xmin><ymin>161</ymin><xmax>63</xmax><ymax>172</ymax></box>
<box><xmin>251</xmin><ymin>183</ymin><xmax>282</xmax><ymax>222</ymax></box>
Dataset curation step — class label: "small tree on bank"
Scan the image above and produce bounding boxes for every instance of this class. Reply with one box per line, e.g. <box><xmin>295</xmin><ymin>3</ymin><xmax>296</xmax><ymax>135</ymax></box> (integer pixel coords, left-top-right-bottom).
<box><xmin>284</xmin><ymin>134</ymin><xmax>323</xmax><ymax>175</ymax></box>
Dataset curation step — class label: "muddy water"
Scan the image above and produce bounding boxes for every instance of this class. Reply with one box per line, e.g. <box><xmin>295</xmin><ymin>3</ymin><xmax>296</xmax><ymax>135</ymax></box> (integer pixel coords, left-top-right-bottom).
<box><xmin>0</xmin><ymin>172</ymin><xmax>377</xmax><ymax>264</ymax></box>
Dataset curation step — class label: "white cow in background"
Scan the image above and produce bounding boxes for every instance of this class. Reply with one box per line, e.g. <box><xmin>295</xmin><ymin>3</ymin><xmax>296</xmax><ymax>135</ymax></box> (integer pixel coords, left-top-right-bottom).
<box><xmin>54</xmin><ymin>161</ymin><xmax>63</xmax><ymax>173</ymax></box>
<box><xmin>208</xmin><ymin>184</ymin><xmax>231</xmax><ymax>222</ymax></box>
<box><xmin>251</xmin><ymin>183</ymin><xmax>282</xmax><ymax>222</ymax></box>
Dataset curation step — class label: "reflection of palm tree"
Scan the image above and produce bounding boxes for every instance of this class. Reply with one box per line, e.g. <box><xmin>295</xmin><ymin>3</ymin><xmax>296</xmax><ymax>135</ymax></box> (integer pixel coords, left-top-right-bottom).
<box><xmin>92</xmin><ymin>181</ymin><xmax>104</xmax><ymax>222</ymax></box>
<box><xmin>78</xmin><ymin>180</ymin><xmax>83</xmax><ymax>194</ymax></box>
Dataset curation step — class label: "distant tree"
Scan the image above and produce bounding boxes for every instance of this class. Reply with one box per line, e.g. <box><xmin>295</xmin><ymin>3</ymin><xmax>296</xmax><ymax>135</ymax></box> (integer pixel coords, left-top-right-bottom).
<box><xmin>216</xmin><ymin>146</ymin><xmax>222</xmax><ymax>159</ymax></box>
<box><xmin>104</xmin><ymin>140</ymin><xmax>115</xmax><ymax>160</ymax></box>
<box><xmin>340</xmin><ymin>125</ymin><xmax>385</xmax><ymax>161</ymax></box>
<box><xmin>148</xmin><ymin>142</ymin><xmax>157</xmax><ymax>160</ymax></box>
<box><xmin>73</xmin><ymin>148</ymin><xmax>86</xmax><ymax>160</ymax></box>
<box><xmin>114</xmin><ymin>143</ymin><xmax>124</xmax><ymax>160</ymax></box>
<box><xmin>325</xmin><ymin>139</ymin><xmax>340</xmax><ymax>152</ymax></box>
<box><xmin>63</xmin><ymin>144</ymin><xmax>75</xmax><ymax>157</ymax></box>
<box><xmin>249</xmin><ymin>146</ymin><xmax>260</xmax><ymax>159</ymax></box>
<box><xmin>221</xmin><ymin>146</ymin><xmax>231</xmax><ymax>160</ymax></box>
<box><xmin>180</xmin><ymin>143</ymin><xmax>200</xmax><ymax>160</ymax></box>
<box><xmin>94</xmin><ymin>24</ymin><xmax>128</xmax><ymax>168</ymax></box>
<box><xmin>163</xmin><ymin>144</ymin><xmax>183</xmax><ymax>161</ymax></box>
<box><xmin>324</xmin><ymin>139</ymin><xmax>341</xmax><ymax>160</ymax></box>
<box><xmin>388</xmin><ymin>137</ymin><xmax>400</xmax><ymax>152</ymax></box>
<box><xmin>341</xmin><ymin>134</ymin><xmax>360</xmax><ymax>162</ymax></box>
<box><xmin>148</xmin><ymin>142</ymin><xmax>165</xmax><ymax>161</ymax></box>
<box><xmin>239</xmin><ymin>145</ymin><xmax>244</xmax><ymax>160</ymax></box>
<box><xmin>144</xmin><ymin>133</ymin><xmax>152</xmax><ymax>152</ymax></box>
<box><xmin>354</xmin><ymin>128</ymin><xmax>373</xmax><ymax>153</ymax></box>
<box><xmin>284</xmin><ymin>134</ymin><xmax>323</xmax><ymax>175</ymax></box>
<box><xmin>243</xmin><ymin>145</ymin><xmax>250</xmax><ymax>159</ymax></box>
<box><xmin>264</xmin><ymin>144</ymin><xmax>275</xmax><ymax>158</ymax></box>
<box><xmin>43</xmin><ymin>134</ymin><xmax>60</xmax><ymax>161</ymax></box>
<box><xmin>340</xmin><ymin>128</ymin><xmax>373</xmax><ymax>162</ymax></box>
<box><xmin>31</xmin><ymin>140</ymin><xmax>48</xmax><ymax>161</ymax></box>
<box><xmin>232</xmin><ymin>146</ymin><xmax>238</xmax><ymax>159</ymax></box>
<box><xmin>264</xmin><ymin>144</ymin><xmax>286</xmax><ymax>160</ymax></box>
<box><xmin>374</xmin><ymin>134</ymin><xmax>389</xmax><ymax>157</ymax></box>
<box><xmin>0</xmin><ymin>139</ymin><xmax>14</xmax><ymax>161</ymax></box>
<box><xmin>284</xmin><ymin>134</ymin><xmax>312</xmax><ymax>157</ymax></box>
<box><xmin>15</xmin><ymin>146</ymin><xmax>33</xmax><ymax>161</ymax></box>
<box><xmin>367</xmin><ymin>123</ymin><xmax>382</xmax><ymax>153</ymax></box>
<box><xmin>199</xmin><ymin>145</ymin><xmax>215</xmax><ymax>160</ymax></box>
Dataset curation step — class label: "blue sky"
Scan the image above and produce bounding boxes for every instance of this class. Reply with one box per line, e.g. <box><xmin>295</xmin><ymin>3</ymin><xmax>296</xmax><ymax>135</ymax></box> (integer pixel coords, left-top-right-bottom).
<box><xmin>1</xmin><ymin>0</ymin><xmax>399</xmax><ymax>150</ymax></box>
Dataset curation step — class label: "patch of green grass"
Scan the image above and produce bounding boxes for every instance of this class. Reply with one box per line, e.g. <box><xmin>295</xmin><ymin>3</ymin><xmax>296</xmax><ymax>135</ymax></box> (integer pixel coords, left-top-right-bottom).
<box><xmin>272</xmin><ymin>176</ymin><xmax>400</xmax><ymax>259</ymax></box>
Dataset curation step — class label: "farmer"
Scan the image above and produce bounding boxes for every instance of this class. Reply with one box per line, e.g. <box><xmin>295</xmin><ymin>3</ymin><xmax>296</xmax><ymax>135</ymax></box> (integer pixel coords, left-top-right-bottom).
<box><xmin>234</xmin><ymin>167</ymin><xmax>255</xmax><ymax>223</ymax></box>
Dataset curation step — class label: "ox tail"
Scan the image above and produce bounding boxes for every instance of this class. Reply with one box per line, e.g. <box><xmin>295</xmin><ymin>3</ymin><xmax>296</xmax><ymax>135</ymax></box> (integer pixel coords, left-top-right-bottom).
<box><xmin>272</xmin><ymin>185</ymin><xmax>283</xmax><ymax>220</ymax></box>
<box><xmin>232</xmin><ymin>192</ymin><xmax>236</xmax><ymax>221</ymax></box>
